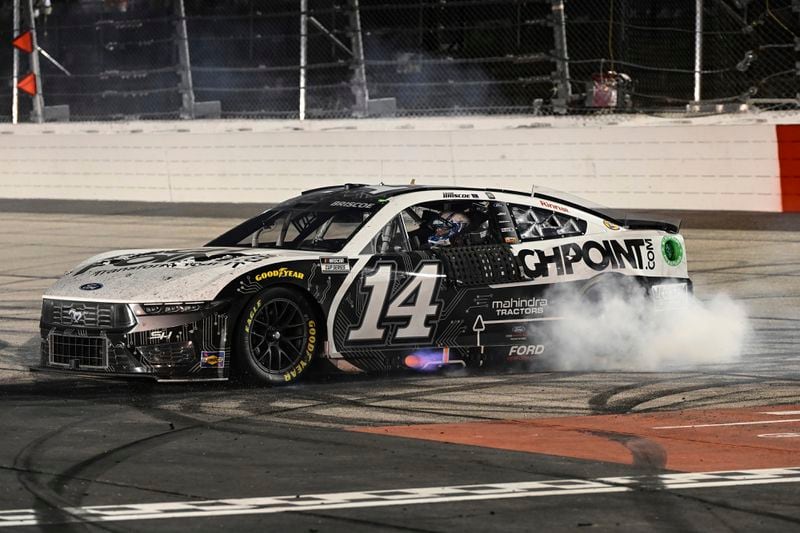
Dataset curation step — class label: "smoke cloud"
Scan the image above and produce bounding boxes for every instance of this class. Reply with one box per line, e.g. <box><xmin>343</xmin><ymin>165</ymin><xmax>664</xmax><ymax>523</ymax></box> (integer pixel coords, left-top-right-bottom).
<box><xmin>533</xmin><ymin>279</ymin><xmax>750</xmax><ymax>372</ymax></box>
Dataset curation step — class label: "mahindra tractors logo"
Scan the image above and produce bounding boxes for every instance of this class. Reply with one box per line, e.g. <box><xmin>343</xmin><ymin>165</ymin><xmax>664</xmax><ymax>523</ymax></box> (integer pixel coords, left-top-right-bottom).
<box><xmin>68</xmin><ymin>307</ymin><xmax>85</xmax><ymax>325</ymax></box>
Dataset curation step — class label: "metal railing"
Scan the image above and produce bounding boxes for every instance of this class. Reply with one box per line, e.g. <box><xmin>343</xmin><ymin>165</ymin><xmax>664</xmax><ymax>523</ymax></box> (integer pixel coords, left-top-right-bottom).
<box><xmin>2</xmin><ymin>0</ymin><xmax>798</xmax><ymax>122</ymax></box>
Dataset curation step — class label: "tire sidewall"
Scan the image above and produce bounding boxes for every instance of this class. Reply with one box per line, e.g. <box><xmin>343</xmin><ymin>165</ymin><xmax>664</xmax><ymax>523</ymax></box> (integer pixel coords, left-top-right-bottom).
<box><xmin>235</xmin><ymin>286</ymin><xmax>321</xmax><ymax>385</ymax></box>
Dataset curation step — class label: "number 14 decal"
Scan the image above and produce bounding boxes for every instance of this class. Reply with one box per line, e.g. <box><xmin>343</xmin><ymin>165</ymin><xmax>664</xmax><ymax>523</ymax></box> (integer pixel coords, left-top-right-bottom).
<box><xmin>348</xmin><ymin>262</ymin><xmax>442</xmax><ymax>342</ymax></box>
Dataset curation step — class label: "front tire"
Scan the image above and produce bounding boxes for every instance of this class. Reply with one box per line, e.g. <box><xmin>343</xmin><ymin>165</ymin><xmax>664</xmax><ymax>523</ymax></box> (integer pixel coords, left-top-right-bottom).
<box><xmin>235</xmin><ymin>286</ymin><xmax>321</xmax><ymax>385</ymax></box>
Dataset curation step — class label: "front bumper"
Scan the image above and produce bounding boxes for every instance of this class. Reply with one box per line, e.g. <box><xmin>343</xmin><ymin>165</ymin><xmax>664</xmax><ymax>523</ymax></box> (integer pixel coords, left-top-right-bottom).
<box><xmin>39</xmin><ymin>303</ymin><xmax>232</xmax><ymax>381</ymax></box>
<box><xmin>29</xmin><ymin>365</ymin><xmax>228</xmax><ymax>383</ymax></box>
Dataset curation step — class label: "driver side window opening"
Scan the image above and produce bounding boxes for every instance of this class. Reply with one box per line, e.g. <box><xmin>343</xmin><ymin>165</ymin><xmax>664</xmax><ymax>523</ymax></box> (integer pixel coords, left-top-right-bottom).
<box><xmin>366</xmin><ymin>214</ymin><xmax>411</xmax><ymax>255</ymax></box>
<box><xmin>509</xmin><ymin>204</ymin><xmax>587</xmax><ymax>241</ymax></box>
<box><xmin>404</xmin><ymin>200</ymin><xmax>503</xmax><ymax>251</ymax></box>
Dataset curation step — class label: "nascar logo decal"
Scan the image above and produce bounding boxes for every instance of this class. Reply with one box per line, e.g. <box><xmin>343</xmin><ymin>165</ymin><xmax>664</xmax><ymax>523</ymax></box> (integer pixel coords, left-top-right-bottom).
<box><xmin>519</xmin><ymin>238</ymin><xmax>656</xmax><ymax>279</ymax></box>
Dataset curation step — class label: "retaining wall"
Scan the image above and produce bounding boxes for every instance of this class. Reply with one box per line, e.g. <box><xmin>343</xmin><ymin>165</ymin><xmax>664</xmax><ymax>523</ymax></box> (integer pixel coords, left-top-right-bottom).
<box><xmin>1</xmin><ymin>113</ymin><xmax>797</xmax><ymax>211</ymax></box>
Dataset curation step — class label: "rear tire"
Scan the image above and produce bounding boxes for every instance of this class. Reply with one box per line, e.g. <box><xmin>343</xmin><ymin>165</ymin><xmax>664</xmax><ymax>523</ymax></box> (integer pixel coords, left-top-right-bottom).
<box><xmin>582</xmin><ymin>274</ymin><xmax>645</xmax><ymax>304</ymax></box>
<box><xmin>234</xmin><ymin>286</ymin><xmax>321</xmax><ymax>385</ymax></box>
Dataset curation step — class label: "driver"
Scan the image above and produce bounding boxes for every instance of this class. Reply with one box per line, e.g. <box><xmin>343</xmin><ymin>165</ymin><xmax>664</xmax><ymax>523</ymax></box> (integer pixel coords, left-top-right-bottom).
<box><xmin>427</xmin><ymin>211</ymin><xmax>470</xmax><ymax>247</ymax></box>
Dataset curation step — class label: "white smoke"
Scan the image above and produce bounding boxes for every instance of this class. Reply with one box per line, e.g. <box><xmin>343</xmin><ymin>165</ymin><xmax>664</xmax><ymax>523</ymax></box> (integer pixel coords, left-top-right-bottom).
<box><xmin>534</xmin><ymin>279</ymin><xmax>750</xmax><ymax>371</ymax></box>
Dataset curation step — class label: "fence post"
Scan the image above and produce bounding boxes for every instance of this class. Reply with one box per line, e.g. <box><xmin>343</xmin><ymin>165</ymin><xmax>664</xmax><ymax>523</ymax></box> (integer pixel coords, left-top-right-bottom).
<box><xmin>551</xmin><ymin>0</ymin><xmax>571</xmax><ymax>114</ymax></box>
<box><xmin>348</xmin><ymin>0</ymin><xmax>369</xmax><ymax>117</ymax></box>
<box><xmin>174</xmin><ymin>0</ymin><xmax>196</xmax><ymax>119</ymax></box>
<box><xmin>24</xmin><ymin>0</ymin><xmax>44</xmax><ymax>123</ymax></box>
<box><xmin>11</xmin><ymin>0</ymin><xmax>20</xmax><ymax>124</ymax></box>
<box><xmin>299</xmin><ymin>0</ymin><xmax>308</xmax><ymax>121</ymax></box>
<box><xmin>693</xmin><ymin>0</ymin><xmax>703</xmax><ymax>102</ymax></box>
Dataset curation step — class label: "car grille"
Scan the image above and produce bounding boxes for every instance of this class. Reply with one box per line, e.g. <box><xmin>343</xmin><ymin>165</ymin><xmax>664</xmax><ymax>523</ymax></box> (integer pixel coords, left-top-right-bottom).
<box><xmin>45</xmin><ymin>300</ymin><xmax>134</xmax><ymax>329</ymax></box>
<box><xmin>49</xmin><ymin>333</ymin><xmax>108</xmax><ymax>369</ymax></box>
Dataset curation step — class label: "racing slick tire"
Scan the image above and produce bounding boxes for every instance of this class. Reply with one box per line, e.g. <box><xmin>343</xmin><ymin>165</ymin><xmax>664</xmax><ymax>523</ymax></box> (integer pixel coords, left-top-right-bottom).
<box><xmin>582</xmin><ymin>273</ymin><xmax>645</xmax><ymax>304</ymax></box>
<box><xmin>234</xmin><ymin>286</ymin><xmax>322</xmax><ymax>386</ymax></box>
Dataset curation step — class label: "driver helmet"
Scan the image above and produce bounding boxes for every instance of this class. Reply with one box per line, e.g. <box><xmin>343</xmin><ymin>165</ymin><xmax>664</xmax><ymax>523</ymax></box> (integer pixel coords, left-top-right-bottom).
<box><xmin>428</xmin><ymin>211</ymin><xmax>470</xmax><ymax>247</ymax></box>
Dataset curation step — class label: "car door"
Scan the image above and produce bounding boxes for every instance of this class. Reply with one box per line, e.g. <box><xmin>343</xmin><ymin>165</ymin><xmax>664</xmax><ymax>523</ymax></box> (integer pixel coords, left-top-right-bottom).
<box><xmin>329</xmin><ymin>213</ymin><xmax>448</xmax><ymax>371</ymax></box>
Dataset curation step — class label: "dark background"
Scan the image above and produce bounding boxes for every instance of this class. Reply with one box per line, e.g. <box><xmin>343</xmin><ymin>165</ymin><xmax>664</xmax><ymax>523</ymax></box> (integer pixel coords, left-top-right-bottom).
<box><xmin>1</xmin><ymin>0</ymin><xmax>797</xmax><ymax>120</ymax></box>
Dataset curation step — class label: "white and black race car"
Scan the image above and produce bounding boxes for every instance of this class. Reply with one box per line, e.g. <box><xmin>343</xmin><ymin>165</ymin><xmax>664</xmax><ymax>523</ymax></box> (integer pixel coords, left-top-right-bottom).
<box><xmin>39</xmin><ymin>184</ymin><xmax>691</xmax><ymax>384</ymax></box>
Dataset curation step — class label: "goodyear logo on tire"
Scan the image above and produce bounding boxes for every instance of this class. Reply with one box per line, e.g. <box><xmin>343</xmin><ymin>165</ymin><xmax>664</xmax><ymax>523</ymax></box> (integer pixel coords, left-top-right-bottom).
<box><xmin>284</xmin><ymin>320</ymin><xmax>316</xmax><ymax>382</ymax></box>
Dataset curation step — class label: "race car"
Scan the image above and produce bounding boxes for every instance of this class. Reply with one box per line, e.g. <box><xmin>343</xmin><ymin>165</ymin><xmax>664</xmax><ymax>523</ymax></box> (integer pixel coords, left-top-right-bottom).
<box><xmin>39</xmin><ymin>184</ymin><xmax>691</xmax><ymax>384</ymax></box>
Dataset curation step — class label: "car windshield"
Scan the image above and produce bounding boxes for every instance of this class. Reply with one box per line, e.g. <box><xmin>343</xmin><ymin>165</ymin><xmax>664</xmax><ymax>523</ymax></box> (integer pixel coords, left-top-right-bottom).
<box><xmin>207</xmin><ymin>202</ymin><xmax>382</xmax><ymax>252</ymax></box>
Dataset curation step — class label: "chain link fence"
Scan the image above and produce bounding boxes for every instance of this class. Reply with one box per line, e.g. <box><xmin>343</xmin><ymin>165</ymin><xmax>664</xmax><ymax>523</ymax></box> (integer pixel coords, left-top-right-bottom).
<box><xmin>2</xmin><ymin>0</ymin><xmax>798</xmax><ymax>122</ymax></box>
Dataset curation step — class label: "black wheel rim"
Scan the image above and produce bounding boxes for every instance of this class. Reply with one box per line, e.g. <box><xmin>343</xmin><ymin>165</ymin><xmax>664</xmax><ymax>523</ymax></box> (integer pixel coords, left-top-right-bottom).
<box><xmin>247</xmin><ymin>298</ymin><xmax>308</xmax><ymax>374</ymax></box>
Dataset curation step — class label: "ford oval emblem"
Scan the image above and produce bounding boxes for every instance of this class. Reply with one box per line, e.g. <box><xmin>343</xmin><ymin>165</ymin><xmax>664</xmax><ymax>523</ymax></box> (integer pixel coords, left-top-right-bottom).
<box><xmin>80</xmin><ymin>283</ymin><xmax>103</xmax><ymax>291</ymax></box>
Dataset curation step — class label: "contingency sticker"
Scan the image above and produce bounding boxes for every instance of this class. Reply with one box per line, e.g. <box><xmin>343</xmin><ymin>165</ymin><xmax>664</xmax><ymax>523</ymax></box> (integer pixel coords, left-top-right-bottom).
<box><xmin>320</xmin><ymin>257</ymin><xmax>350</xmax><ymax>274</ymax></box>
<box><xmin>201</xmin><ymin>351</ymin><xmax>226</xmax><ymax>368</ymax></box>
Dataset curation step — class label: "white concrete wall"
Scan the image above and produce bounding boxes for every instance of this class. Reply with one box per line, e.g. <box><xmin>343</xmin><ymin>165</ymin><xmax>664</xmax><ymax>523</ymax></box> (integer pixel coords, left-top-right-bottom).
<box><xmin>0</xmin><ymin>113</ymin><xmax>788</xmax><ymax>211</ymax></box>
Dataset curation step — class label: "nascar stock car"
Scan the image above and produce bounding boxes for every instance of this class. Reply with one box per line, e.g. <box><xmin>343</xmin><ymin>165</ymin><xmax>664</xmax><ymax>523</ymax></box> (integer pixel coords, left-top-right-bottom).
<box><xmin>39</xmin><ymin>184</ymin><xmax>691</xmax><ymax>384</ymax></box>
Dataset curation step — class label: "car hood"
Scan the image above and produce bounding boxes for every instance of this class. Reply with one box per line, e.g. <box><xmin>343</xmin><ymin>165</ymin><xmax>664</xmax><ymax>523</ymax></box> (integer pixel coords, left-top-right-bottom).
<box><xmin>44</xmin><ymin>247</ymin><xmax>321</xmax><ymax>303</ymax></box>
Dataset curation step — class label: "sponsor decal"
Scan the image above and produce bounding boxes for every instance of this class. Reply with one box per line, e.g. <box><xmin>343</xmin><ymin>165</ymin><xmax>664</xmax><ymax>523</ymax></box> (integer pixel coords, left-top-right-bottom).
<box><xmin>68</xmin><ymin>307</ymin><xmax>86</xmax><ymax>325</ymax></box>
<box><xmin>284</xmin><ymin>319</ymin><xmax>316</xmax><ymax>382</ymax></box>
<box><xmin>244</xmin><ymin>298</ymin><xmax>262</xmax><ymax>334</ymax></box>
<box><xmin>320</xmin><ymin>257</ymin><xmax>351</xmax><ymax>274</ymax></box>
<box><xmin>519</xmin><ymin>238</ymin><xmax>656</xmax><ymax>279</ymax></box>
<box><xmin>201</xmin><ymin>351</ymin><xmax>225</xmax><ymax>368</ymax></box>
<box><xmin>79</xmin><ymin>283</ymin><xmax>103</xmax><ymax>290</ymax></box>
<box><xmin>330</xmin><ymin>200</ymin><xmax>375</xmax><ymax>209</ymax></box>
<box><xmin>149</xmin><ymin>330</ymin><xmax>173</xmax><ymax>342</ymax></box>
<box><xmin>650</xmin><ymin>282</ymin><xmax>688</xmax><ymax>301</ymax></box>
<box><xmin>661</xmin><ymin>236</ymin><xmax>684</xmax><ymax>267</ymax></box>
<box><xmin>492</xmin><ymin>297</ymin><xmax>547</xmax><ymax>317</ymax></box>
<box><xmin>506</xmin><ymin>324</ymin><xmax>528</xmax><ymax>341</ymax></box>
<box><xmin>603</xmin><ymin>220</ymin><xmax>620</xmax><ymax>231</ymax></box>
<box><xmin>650</xmin><ymin>282</ymin><xmax>689</xmax><ymax>309</ymax></box>
<box><xmin>508</xmin><ymin>345</ymin><xmax>545</xmax><ymax>359</ymax></box>
<box><xmin>254</xmin><ymin>267</ymin><xmax>305</xmax><ymax>281</ymax></box>
<box><xmin>442</xmin><ymin>192</ymin><xmax>479</xmax><ymax>199</ymax></box>
<box><xmin>73</xmin><ymin>249</ymin><xmax>266</xmax><ymax>276</ymax></box>
<box><xmin>539</xmin><ymin>200</ymin><xmax>568</xmax><ymax>213</ymax></box>
<box><xmin>504</xmin><ymin>236</ymin><xmax>519</xmax><ymax>244</ymax></box>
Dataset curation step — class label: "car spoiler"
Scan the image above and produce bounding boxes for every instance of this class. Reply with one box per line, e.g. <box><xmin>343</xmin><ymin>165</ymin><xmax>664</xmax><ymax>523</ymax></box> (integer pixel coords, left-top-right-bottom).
<box><xmin>621</xmin><ymin>216</ymin><xmax>681</xmax><ymax>234</ymax></box>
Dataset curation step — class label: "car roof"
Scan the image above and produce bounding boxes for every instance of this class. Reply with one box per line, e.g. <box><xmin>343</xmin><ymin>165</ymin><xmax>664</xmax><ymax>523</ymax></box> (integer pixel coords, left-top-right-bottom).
<box><xmin>297</xmin><ymin>183</ymin><xmax>532</xmax><ymax>202</ymax></box>
<box><xmin>291</xmin><ymin>183</ymin><xmax>680</xmax><ymax>233</ymax></box>
<box><xmin>294</xmin><ymin>183</ymin><xmax>603</xmax><ymax>218</ymax></box>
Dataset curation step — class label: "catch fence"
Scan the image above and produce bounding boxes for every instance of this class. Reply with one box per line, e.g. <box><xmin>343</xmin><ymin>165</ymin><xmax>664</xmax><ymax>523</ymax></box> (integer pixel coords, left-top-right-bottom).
<box><xmin>2</xmin><ymin>0</ymin><xmax>798</xmax><ymax>122</ymax></box>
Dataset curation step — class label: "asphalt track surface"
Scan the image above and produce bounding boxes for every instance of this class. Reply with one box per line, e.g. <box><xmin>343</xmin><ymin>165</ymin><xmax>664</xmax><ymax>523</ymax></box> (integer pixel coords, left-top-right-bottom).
<box><xmin>0</xmin><ymin>202</ymin><xmax>799</xmax><ymax>532</ymax></box>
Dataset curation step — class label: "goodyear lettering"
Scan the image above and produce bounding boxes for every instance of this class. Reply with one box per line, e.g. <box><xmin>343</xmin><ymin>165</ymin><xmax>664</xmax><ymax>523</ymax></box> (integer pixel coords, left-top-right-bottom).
<box><xmin>284</xmin><ymin>320</ymin><xmax>317</xmax><ymax>382</ymax></box>
<box><xmin>305</xmin><ymin>320</ymin><xmax>316</xmax><ymax>360</ymax></box>
<box><xmin>519</xmin><ymin>239</ymin><xmax>655</xmax><ymax>279</ymax></box>
<box><xmin>255</xmin><ymin>267</ymin><xmax>305</xmax><ymax>282</ymax></box>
